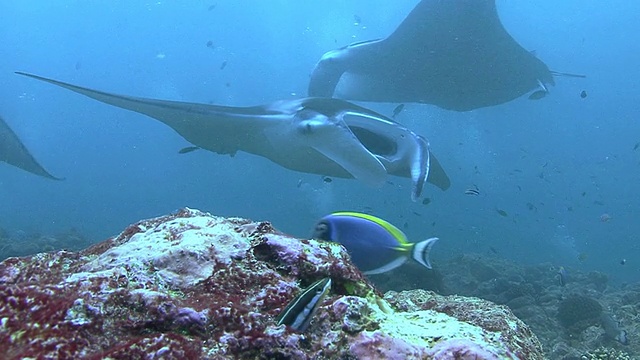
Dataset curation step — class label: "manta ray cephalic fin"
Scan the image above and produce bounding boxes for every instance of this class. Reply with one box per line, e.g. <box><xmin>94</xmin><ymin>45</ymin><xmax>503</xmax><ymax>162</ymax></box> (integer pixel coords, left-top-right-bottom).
<box><xmin>297</xmin><ymin>115</ymin><xmax>387</xmax><ymax>187</ymax></box>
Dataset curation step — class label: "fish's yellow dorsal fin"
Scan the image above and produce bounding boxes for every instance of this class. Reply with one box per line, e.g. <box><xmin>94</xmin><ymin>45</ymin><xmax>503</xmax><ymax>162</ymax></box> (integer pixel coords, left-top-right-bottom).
<box><xmin>332</xmin><ymin>212</ymin><xmax>409</xmax><ymax>246</ymax></box>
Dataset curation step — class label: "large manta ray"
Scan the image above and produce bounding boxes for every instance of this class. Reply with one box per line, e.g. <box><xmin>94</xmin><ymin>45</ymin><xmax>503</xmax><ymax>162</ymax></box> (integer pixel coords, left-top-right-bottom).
<box><xmin>308</xmin><ymin>0</ymin><xmax>555</xmax><ymax>111</ymax></box>
<box><xmin>0</xmin><ymin>115</ymin><xmax>61</xmax><ymax>180</ymax></box>
<box><xmin>17</xmin><ymin>72</ymin><xmax>450</xmax><ymax>200</ymax></box>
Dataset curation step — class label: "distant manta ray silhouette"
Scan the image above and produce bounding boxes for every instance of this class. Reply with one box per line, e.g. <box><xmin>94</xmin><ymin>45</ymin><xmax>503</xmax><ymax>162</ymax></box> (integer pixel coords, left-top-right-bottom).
<box><xmin>309</xmin><ymin>0</ymin><xmax>581</xmax><ymax>111</ymax></box>
<box><xmin>16</xmin><ymin>72</ymin><xmax>450</xmax><ymax>200</ymax></box>
<box><xmin>0</xmin><ymin>115</ymin><xmax>62</xmax><ymax>180</ymax></box>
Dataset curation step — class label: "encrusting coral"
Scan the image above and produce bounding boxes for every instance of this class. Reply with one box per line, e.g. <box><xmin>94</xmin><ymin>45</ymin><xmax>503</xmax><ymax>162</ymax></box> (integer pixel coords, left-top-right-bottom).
<box><xmin>0</xmin><ymin>208</ymin><xmax>545</xmax><ymax>359</ymax></box>
<box><xmin>557</xmin><ymin>295</ymin><xmax>603</xmax><ymax>333</ymax></box>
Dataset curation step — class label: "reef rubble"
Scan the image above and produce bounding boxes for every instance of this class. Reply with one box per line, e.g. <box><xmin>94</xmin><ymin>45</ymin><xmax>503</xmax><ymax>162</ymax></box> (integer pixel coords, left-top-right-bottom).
<box><xmin>0</xmin><ymin>208</ymin><xmax>544</xmax><ymax>359</ymax></box>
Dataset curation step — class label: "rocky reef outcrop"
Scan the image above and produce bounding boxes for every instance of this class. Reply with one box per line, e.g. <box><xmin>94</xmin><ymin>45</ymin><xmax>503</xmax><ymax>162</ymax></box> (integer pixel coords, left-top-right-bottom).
<box><xmin>380</xmin><ymin>253</ymin><xmax>638</xmax><ymax>359</ymax></box>
<box><xmin>0</xmin><ymin>208</ymin><xmax>544</xmax><ymax>359</ymax></box>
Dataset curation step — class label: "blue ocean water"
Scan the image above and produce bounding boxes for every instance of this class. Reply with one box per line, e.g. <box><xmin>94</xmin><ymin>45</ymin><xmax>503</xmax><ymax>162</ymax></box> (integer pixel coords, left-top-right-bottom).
<box><xmin>0</xmin><ymin>0</ymin><xmax>638</xmax><ymax>284</ymax></box>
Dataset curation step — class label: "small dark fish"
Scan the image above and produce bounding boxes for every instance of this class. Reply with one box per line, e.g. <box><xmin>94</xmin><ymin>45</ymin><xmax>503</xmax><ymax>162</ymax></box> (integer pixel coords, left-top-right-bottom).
<box><xmin>580</xmin><ymin>90</ymin><xmax>587</xmax><ymax>99</ymax></box>
<box><xmin>208</xmin><ymin>4</ymin><xmax>217</xmax><ymax>11</ymax></box>
<box><xmin>600</xmin><ymin>213</ymin><xmax>612</xmax><ymax>222</ymax></box>
<box><xmin>403</xmin><ymin>222</ymin><xmax>409</xmax><ymax>229</ymax></box>
<box><xmin>322</xmin><ymin>176</ymin><xmax>332</xmax><ymax>183</ymax></box>
<box><xmin>74</xmin><ymin>61</ymin><xmax>82</xmax><ymax>70</ymax></box>
<box><xmin>567</xmin><ymin>206</ymin><xmax>573</xmax><ymax>212</ymax></box>
<box><xmin>581</xmin><ymin>191</ymin><xmax>587</xmax><ymax>197</ymax></box>
<box><xmin>593</xmin><ymin>200</ymin><xmax>605</xmax><ymax>206</ymax></box>
<box><xmin>526</xmin><ymin>202</ymin><xmax>536</xmax><ymax>211</ymax></box>
<box><xmin>206</xmin><ymin>40</ymin><xmax>214</xmax><ymax>48</ymax></box>
<box><xmin>557</xmin><ymin>266</ymin><xmax>567</xmax><ymax>287</ymax></box>
<box><xmin>496</xmin><ymin>209</ymin><xmax>508</xmax><ymax>217</ymax></box>
<box><xmin>178</xmin><ymin>146</ymin><xmax>200</xmax><ymax>154</ymax></box>
<box><xmin>577</xmin><ymin>252</ymin><xmax>588</xmax><ymax>262</ymax></box>
<box><xmin>528</xmin><ymin>90</ymin><xmax>547</xmax><ymax>100</ymax></box>
<box><xmin>225</xmin><ymin>82</ymin><xmax>231</xmax><ymax>87</ymax></box>
<box><xmin>392</xmin><ymin>104</ymin><xmax>405</xmax><ymax>118</ymax></box>
<box><xmin>421</xmin><ymin>198</ymin><xmax>431</xmax><ymax>206</ymax></box>
<box><xmin>360</xmin><ymin>206</ymin><xmax>373</xmax><ymax>214</ymax></box>
<box><xmin>634</xmin><ymin>142</ymin><xmax>639</xmax><ymax>151</ymax></box>
<box><xmin>275</xmin><ymin>278</ymin><xmax>331</xmax><ymax>332</ymax></box>
<box><xmin>353</xmin><ymin>15</ymin><xmax>362</xmax><ymax>24</ymax></box>
<box><xmin>620</xmin><ymin>258</ymin><xmax>626</xmax><ymax>265</ymax></box>
<box><xmin>489</xmin><ymin>246</ymin><xmax>498</xmax><ymax>255</ymax></box>
<box><xmin>412</xmin><ymin>211</ymin><xmax>421</xmax><ymax>217</ymax></box>
<box><xmin>220</xmin><ymin>60</ymin><xmax>227</xmax><ymax>70</ymax></box>
<box><xmin>296</xmin><ymin>179</ymin><xmax>303</xmax><ymax>188</ymax></box>
<box><xmin>464</xmin><ymin>185</ymin><xmax>479</xmax><ymax>196</ymax></box>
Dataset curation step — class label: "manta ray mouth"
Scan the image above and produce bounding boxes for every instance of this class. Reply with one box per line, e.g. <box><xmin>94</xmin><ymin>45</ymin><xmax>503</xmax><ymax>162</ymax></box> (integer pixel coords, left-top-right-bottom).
<box><xmin>349</xmin><ymin>126</ymin><xmax>397</xmax><ymax>156</ymax></box>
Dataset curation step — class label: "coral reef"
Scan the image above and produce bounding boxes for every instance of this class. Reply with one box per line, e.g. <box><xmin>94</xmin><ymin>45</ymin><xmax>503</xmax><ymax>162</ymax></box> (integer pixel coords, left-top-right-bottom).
<box><xmin>0</xmin><ymin>227</ymin><xmax>92</xmax><ymax>261</ymax></box>
<box><xmin>557</xmin><ymin>295</ymin><xmax>603</xmax><ymax>333</ymax></box>
<box><xmin>0</xmin><ymin>208</ymin><xmax>544</xmax><ymax>359</ymax></box>
<box><xmin>581</xmin><ymin>346</ymin><xmax>632</xmax><ymax>360</ymax></box>
<box><xmin>375</xmin><ymin>253</ymin><xmax>639</xmax><ymax>359</ymax></box>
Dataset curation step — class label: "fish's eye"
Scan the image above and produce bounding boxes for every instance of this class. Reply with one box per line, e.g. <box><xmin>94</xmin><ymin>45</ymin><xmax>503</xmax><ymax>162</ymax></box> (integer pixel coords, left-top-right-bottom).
<box><xmin>313</xmin><ymin>222</ymin><xmax>330</xmax><ymax>240</ymax></box>
<box><xmin>315</xmin><ymin>223</ymin><xmax>328</xmax><ymax>233</ymax></box>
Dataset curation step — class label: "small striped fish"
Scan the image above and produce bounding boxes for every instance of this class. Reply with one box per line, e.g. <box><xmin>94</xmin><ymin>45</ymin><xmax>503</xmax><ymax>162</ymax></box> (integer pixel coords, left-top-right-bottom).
<box><xmin>275</xmin><ymin>278</ymin><xmax>332</xmax><ymax>332</ymax></box>
<box><xmin>465</xmin><ymin>185</ymin><xmax>480</xmax><ymax>196</ymax></box>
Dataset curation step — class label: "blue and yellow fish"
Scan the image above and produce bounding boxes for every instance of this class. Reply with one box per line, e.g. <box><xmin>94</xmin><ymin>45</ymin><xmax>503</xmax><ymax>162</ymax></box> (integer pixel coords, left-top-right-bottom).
<box><xmin>312</xmin><ymin>212</ymin><xmax>439</xmax><ymax>275</ymax></box>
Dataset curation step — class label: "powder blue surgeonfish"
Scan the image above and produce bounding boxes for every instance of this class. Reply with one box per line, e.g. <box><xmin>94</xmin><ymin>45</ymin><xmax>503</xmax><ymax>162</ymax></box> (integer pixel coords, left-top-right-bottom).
<box><xmin>312</xmin><ymin>212</ymin><xmax>438</xmax><ymax>275</ymax></box>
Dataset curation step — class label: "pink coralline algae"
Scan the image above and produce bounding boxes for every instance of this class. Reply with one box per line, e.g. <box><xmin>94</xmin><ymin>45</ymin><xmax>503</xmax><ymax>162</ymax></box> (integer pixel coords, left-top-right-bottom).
<box><xmin>0</xmin><ymin>208</ymin><xmax>545</xmax><ymax>359</ymax></box>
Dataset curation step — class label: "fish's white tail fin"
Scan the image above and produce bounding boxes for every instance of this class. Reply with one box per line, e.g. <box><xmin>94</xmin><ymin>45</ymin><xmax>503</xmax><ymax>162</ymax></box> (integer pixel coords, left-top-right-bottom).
<box><xmin>412</xmin><ymin>237</ymin><xmax>439</xmax><ymax>269</ymax></box>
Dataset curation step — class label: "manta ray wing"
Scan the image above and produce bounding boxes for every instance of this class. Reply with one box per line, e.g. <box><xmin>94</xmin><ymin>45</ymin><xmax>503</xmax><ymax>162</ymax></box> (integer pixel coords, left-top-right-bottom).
<box><xmin>425</xmin><ymin>152</ymin><xmax>450</xmax><ymax>191</ymax></box>
<box><xmin>309</xmin><ymin>0</ymin><xmax>553</xmax><ymax>111</ymax></box>
<box><xmin>16</xmin><ymin>72</ymin><xmax>278</xmax><ymax>157</ymax></box>
<box><xmin>0</xmin><ymin>115</ymin><xmax>62</xmax><ymax>180</ymax></box>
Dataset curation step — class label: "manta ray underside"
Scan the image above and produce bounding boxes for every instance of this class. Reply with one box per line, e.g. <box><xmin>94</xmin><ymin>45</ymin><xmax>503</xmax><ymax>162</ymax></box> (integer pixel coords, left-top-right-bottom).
<box><xmin>17</xmin><ymin>72</ymin><xmax>450</xmax><ymax>200</ymax></box>
<box><xmin>309</xmin><ymin>0</ymin><xmax>555</xmax><ymax>111</ymax></box>
<box><xmin>0</xmin><ymin>115</ymin><xmax>61</xmax><ymax>180</ymax></box>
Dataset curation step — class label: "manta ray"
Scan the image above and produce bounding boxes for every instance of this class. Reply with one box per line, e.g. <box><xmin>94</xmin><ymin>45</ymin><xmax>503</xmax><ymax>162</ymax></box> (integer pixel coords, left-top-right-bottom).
<box><xmin>308</xmin><ymin>0</ymin><xmax>556</xmax><ymax>111</ymax></box>
<box><xmin>0</xmin><ymin>115</ymin><xmax>61</xmax><ymax>180</ymax></box>
<box><xmin>16</xmin><ymin>72</ymin><xmax>450</xmax><ymax>200</ymax></box>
